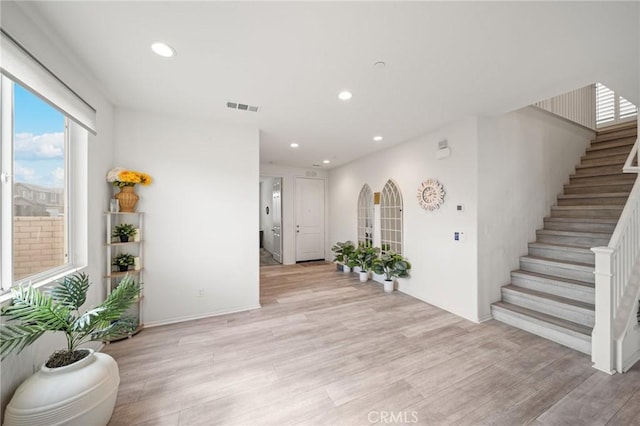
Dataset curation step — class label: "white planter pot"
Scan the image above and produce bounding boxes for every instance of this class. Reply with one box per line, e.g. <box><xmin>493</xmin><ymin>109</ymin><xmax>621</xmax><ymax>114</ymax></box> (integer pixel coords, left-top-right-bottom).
<box><xmin>343</xmin><ymin>265</ymin><xmax>351</xmax><ymax>273</ymax></box>
<box><xmin>4</xmin><ymin>349</ymin><xmax>120</xmax><ymax>426</ymax></box>
<box><xmin>383</xmin><ymin>279</ymin><xmax>394</xmax><ymax>293</ymax></box>
<box><xmin>359</xmin><ymin>271</ymin><xmax>369</xmax><ymax>282</ymax></box>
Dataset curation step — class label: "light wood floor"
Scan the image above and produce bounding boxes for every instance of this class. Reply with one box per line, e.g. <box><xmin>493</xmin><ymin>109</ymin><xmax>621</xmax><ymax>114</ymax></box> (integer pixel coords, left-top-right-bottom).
<box><xmin>104</xmin><ymin>263</ymin><xmax>640</xmax><ymax>426</ymax></box>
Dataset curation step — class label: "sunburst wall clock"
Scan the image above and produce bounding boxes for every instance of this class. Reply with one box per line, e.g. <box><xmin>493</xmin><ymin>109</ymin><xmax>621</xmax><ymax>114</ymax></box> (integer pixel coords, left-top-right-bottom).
<box><xmin>417</xmin><ymin>179</ymin><xmax>445</xmax><ymax>211</ymax></box>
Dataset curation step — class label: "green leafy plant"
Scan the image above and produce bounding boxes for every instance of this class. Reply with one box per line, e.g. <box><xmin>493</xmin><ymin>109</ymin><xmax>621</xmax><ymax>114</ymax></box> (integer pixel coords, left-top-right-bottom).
<box><xmin>0</xmin><ymin>273</ymin><xmax>140</xmax><ymax>367</ymax></box>
<box><xmin>112</xmin><ymin>223</ymin><xmax>136</xmax><ymax>241</ymax></box>
<box><xmin>353</xmin><ymin>244</ymin><xmax>380</xmax><ymax>272</ymax></box>
<box><xmin>372</xmin><ymin>252</ymin><xmax>411</xmax><ymax>281</ymax></box>
<box><xmin>112</xmin><ymin>253</ymin><xmax>135</xmax><ymax>268</ymax></box>
<box><xmin>331</xmin><ymin>241</ymin><xmax>356</xmax><ymax>264</ymax></box>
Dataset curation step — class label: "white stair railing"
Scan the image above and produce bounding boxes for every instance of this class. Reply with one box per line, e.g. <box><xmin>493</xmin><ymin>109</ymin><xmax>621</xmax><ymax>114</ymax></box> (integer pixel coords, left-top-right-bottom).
<box><xmin>592</xmin><ymin>136</ymin><xmax>640</xmax><ymax>374</ymax></box>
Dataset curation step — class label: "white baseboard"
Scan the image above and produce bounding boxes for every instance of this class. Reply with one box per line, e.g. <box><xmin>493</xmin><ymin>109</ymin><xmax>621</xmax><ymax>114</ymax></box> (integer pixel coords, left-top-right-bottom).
<box><xmin>397</xmin><ymin>287</ymin><xmax>480</xmax><ymax>323</ymax></box>
<box><xmin>144</xmin><ymin>304</ymin><xmax>262</xmax><ymax>328</ymax></box>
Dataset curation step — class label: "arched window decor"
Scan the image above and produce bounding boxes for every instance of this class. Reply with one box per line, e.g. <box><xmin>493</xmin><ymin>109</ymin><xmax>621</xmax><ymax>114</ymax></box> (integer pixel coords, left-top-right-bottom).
<box><xmin>357</xmin><ymin>184</ymin><xmax>374</xmax><ymax>247</ymax></box>
<box><xmin>380</xmin><ymin>180</ymin><xmax>403</xmax><ymax>254</ymax></box>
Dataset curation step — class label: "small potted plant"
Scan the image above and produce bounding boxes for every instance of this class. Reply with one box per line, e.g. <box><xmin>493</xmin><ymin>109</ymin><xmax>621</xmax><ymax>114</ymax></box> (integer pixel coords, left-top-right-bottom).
<box><xmin>112</xmin><ymin>253</ymin><xmax>135</xmax><ymax>272</ymax></box>
<box><xmin>372</xmin><ymin>251</ymin><xmax>411</xmax><ymax>293</ymax></box>
<box><xmin>1</xmin><ymin>273</ymin><xmax>140</xmax><ymax>425</ymax></box>
<box><xmin>112</xmin><ymin>223</ymin><xmax>136</xmax><ymax>243</ymax></box>
<box><xmin>331</xmin><ymin>240</ymin><xmax>356</xmax><ymax>273</ymax></box>
<box><xmin>354</xmin><ymin>244</ymin><xmax>380</xmax><ymax>282</ymax></box>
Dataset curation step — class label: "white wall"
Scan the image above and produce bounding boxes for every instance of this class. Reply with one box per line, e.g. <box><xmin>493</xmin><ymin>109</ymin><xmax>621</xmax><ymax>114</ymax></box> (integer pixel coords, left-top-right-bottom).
<box><xmin>114</xmin><ymin>109</ymin><xmax>260</xmax><ymax>326</ymax></box>
<box><xmin>260</xmin><ymin>163</ymin><xmax>329</xmax><ymax>265</ymax></box>
<box><xmin>259</xmin><ymin>177</ymin><xmax>274</xmax><ymax>253</ymax></box>
<box><xmin>329</xmin><ymin>118</ymin><xmax>480</xmax><ymax>321</ymax></box>
<box><xmin>476</xmin><ymin>106</ymin><xmax>595</xmax><ymax>320</ymax></box>
<box><xmin>1</xmin><ymin>2</ymin><xmax>115</xmax><ymax>421</ymax></box>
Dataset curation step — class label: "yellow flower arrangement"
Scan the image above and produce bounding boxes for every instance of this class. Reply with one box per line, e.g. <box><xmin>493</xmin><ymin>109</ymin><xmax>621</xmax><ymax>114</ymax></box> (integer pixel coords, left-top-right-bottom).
<box><xmin>107</xmin><ymin>167</ymin><xmax>152</xmax><ymax>188</ymax></box>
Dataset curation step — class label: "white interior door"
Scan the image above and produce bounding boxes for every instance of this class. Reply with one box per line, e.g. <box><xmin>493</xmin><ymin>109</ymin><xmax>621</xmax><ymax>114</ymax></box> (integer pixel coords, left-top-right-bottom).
<box><xmin>295</xmin><ymin>177</ymin><xmax>325</xmax><ymax>262</ymax></box>
<box><xmin>271</xmin><ymin>178</ymin><xmax>282</xmax><ymax>263</ymax></box>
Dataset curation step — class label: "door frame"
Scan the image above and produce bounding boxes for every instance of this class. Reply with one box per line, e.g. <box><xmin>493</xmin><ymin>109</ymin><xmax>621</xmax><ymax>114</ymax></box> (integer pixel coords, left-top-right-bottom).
<box><xmin>294</xmin><ymin>176</ymin><xmax>326</xmax><ymax>262</ymax></box>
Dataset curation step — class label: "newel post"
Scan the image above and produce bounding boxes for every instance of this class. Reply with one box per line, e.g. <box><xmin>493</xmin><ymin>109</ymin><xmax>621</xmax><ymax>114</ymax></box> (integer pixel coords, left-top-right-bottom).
<box><xmin>591</xmin><ymin>246</ymin><xmax>616</xmax><ymax>374</ymax></box>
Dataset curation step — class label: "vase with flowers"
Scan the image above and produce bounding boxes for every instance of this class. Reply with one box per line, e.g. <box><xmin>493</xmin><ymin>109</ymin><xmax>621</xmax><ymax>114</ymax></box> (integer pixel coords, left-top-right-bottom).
<box><xmin>106</xmin><ymin>167</ymin><xmax>152</xmax><ymax>212</ymax></box>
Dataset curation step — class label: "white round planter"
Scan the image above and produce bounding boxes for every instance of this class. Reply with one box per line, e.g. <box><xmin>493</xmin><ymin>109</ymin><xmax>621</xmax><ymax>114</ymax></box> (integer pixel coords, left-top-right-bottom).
<box><xmin>343</xmin><ymin>265</ymin><xmax>351</xmax><ymax>273</ymax></box>
<box><xmin>4</xmin><ymin>349</ymin><xmax>120</xmax><ymax>426</ymax></box>
<box><xmin>359</xmin><ymin>271</ymin><xmax>368</xmax><ymax>282</ymax></box>
<box><xmin>383</xmin><ymin>279</ymin><xmax>394</xmax><ymax>293</ymax></box>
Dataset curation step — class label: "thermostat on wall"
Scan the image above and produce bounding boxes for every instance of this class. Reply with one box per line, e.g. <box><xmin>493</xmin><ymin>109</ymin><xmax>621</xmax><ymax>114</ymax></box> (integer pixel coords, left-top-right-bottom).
<box><xmin>454</xmin><ymin>231</ymin><xmax>466</xmax><ymax>242</ymax></box>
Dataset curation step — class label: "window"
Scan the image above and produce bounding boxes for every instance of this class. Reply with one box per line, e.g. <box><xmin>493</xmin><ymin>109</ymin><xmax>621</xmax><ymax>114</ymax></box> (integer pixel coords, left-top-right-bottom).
<box><xmin>596</xmin><ymin>82</ymin><xmax>638</xmax><ymax>128</ymax></box>
<box><xmin>3</xmin><ymin>80</ymin><xmax>69</xmax><ymax>283</ymax></box>
<box><xmin>357</xmin><ymin>184</ymin><xmax>374</xmax><ymax>247</ymax></box>
<box><xmin>380</xmin><ymin>180</ymin><xmax>403</xmax><ymax>254</ymax></box>
<box><xmin>1</xmin><ymin>30</ymin><xmax>95</xmax><ymax>292</ymax></box>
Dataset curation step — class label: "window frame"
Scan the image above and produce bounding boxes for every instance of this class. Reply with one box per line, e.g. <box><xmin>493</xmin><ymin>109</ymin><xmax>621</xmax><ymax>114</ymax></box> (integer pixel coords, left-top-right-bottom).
<box><xmin>0</xmin><ymin>75</ymin><xmax>87</xmax><ymax>294</ymax></box>
<box><xmin>357</xmin><ymin>184</ymin><xmax>374</xmax><ymax>247</ymax></box>
<box><xmin>380</xmin><ymin>179</ymin><xmax>403</xmax><ymax>255</ymax></box>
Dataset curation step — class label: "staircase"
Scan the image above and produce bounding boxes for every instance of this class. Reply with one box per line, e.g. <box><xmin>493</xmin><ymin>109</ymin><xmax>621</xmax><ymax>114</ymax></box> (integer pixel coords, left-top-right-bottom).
<box><xmin>491</xmin><ymin>120</ymin><xmax>638</xmax><ymax>355</ymax></box>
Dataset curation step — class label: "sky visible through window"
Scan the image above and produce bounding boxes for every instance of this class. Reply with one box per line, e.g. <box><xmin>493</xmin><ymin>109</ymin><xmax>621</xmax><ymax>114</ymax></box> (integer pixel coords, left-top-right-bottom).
<box><xmin>14</xmin><ymin>84</ymin><xmax>64</xmax><ymax>188</ymax></box>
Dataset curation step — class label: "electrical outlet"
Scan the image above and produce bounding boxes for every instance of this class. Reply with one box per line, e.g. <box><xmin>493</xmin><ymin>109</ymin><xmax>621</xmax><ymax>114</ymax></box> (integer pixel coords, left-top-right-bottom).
<box><xmin>197</xmin><ymin>289</ymin><xmax>205</xmax><ymax>297</ymax></box>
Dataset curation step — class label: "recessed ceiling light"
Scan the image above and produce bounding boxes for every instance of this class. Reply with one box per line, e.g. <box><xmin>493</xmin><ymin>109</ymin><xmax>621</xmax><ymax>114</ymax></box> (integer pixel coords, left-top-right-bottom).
<box><xmin>323</xmin><ymin>160</ymin><xmax>330</xmax><ymax>164</ymax></box>
<box><xmin>151</xmin><ymin>42</ymin><xmax>176</xmax><ymax>58</ymax></box>
<box><xmin>338</xmin><ymin>91</ymin><xmax>352</xmax><ymax>101</ymax></box>
<box><xmin>373</xmin><ymin>136</ymin><xmax>383</xmax><ymax>142</ymax></box>
<box><xmin>290</xmin><ymin>143</ymin><xmax>299</xmax><ymax>148</ymax></box>
<box><xmin>373</xmin><ymin>61</ymin><xmax>386</xmax><ymax>69</ymax></box>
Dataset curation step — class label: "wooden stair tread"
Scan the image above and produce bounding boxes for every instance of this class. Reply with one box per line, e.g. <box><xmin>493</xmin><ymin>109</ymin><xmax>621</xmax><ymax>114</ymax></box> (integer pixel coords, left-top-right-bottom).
<box><xmin>521</xmin><ymin>255</ymin><xmax>594</xmax><ymax>269</ymax></box>
<box><xmin>528</xmin><ymin>241</ymin><xmax>593</xmax><ymax>253</ymax></box>
<box><xmin>558</xmin><ymin>192</ymin><xmax>629</xmax><ymax>199</ymax></box>
<box><xmin>512</xmin><ymin>269</ymin><xmax>594</xmax><ymax>289</ymax></box>
<box><xmin>536</xmin><ymin>229</ymin><xmax>611</xmax><ymax>238</ymax></box>
<box><xmin>503</xmin><ymin>285</ymin><xmax>594</xmax><ymax>311</ymax></box>
<box><xmin>564</xmin><ymin>180</ymin><xmax>634</xmax><ymax>188</ymax></box>
<box><xmin>596</xmin><ymin>120</ymin><xmax>637</xmax><ymax>134</ymax></box>
<box><xmin>492</xmin><ymin>302</ymin><xmax>592</xmax><ymax>336</ymax></box>
<box><xmin>569</xmin><ymin>170</ymin><xmax>633</xmax><ymax>179</ymax></box>
<box><xmin>551</xmin><ymin>205</ymin><xmax>623</xmax><ymax>210</ymax></box>
<box><xmin>575</xmin><ymin>161</ymin><xmax>625</xmax><ymax>169</ymax></box>
<box><xmin>544</xmin><ymin>217</ymin><xmax>618</xmax><ymax>224</ymax></box>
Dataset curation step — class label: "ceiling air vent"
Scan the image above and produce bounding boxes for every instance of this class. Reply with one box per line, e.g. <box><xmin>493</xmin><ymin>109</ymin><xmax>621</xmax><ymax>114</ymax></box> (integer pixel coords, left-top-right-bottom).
<box><xmin>227</xmin><ymin>101</ymin><xmax>260</xmax><ymax>112</ymax></box>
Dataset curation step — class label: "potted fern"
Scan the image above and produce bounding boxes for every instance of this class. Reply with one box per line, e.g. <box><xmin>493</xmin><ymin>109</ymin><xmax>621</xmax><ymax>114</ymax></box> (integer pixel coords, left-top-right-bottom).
<box><xmin>372</xmin><ymin>252</ymin><xmax>411</xmax><ymax>292</ymax></box>
<box><xmin>354</xmin><ymin>244</ymin><xmax>380</xmax><ymax>282</ymax></box>
<box><xmin>1</xmin><ymin>272</ymin><xmax>140</xmax><ymax>426</ymax></box>
<box><xmin>331</xmin><ymin>240</ymin><xmax>356</xmax><ymax>273</ymax></box>
<box><xmin>112</xmin><ymin>223</ymin><xmax>136</xmax><ymax>242</ymax></box>
<box><xmin>113</xmin><ymin>252</ymin><xmax>135</xmax><ymax>272</ymax></box>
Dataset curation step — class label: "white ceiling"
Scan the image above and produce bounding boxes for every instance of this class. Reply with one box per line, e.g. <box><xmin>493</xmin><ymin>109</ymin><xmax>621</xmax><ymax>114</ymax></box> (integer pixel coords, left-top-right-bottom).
<box><xmin>17</xmin><ymin>1</ymin><xmax>640</xmax><ymax>169</ymax></box>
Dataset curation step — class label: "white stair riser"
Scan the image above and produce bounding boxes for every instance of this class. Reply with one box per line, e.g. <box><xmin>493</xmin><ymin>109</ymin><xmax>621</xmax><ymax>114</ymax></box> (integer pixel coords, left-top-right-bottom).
<box><xmin>528</xmin><ymin>246</ymin><xmax>594</xmax><ymax>264</ymax></box>
<box><xmin>491</xmin><ymin>306</ymin><xmax>591</xmax><ymax>355</ymax></box>
<box><xmin>511</xmin><ymin>274</ymin><xmax>594</xmax><ymax>304</ymax></box>
<box><xmin>520</xmin><ymin>259</ymin><xmax>594</xmax><ymax>284</ymax></box>
<box><xmin>535</xmin><ymin>233</ymin><xmax>610</xmax><ymax>247</ymax></box>
<box><xmin>501</xmin><ymin>289</ymin><xmax>594</xmax><ymax>327</ymax></box>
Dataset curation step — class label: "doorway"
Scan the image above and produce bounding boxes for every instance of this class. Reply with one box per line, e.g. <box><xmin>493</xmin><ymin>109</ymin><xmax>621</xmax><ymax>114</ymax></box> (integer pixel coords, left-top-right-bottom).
<box><xmin>259</xmin><ymin>176</ymin><xmax>282</xmax><ymax>266</ymax></box>
<box><xmin>295</xmin><ymin>177</ymin><xmax>325</xmax><ymax>262</ymax></box>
